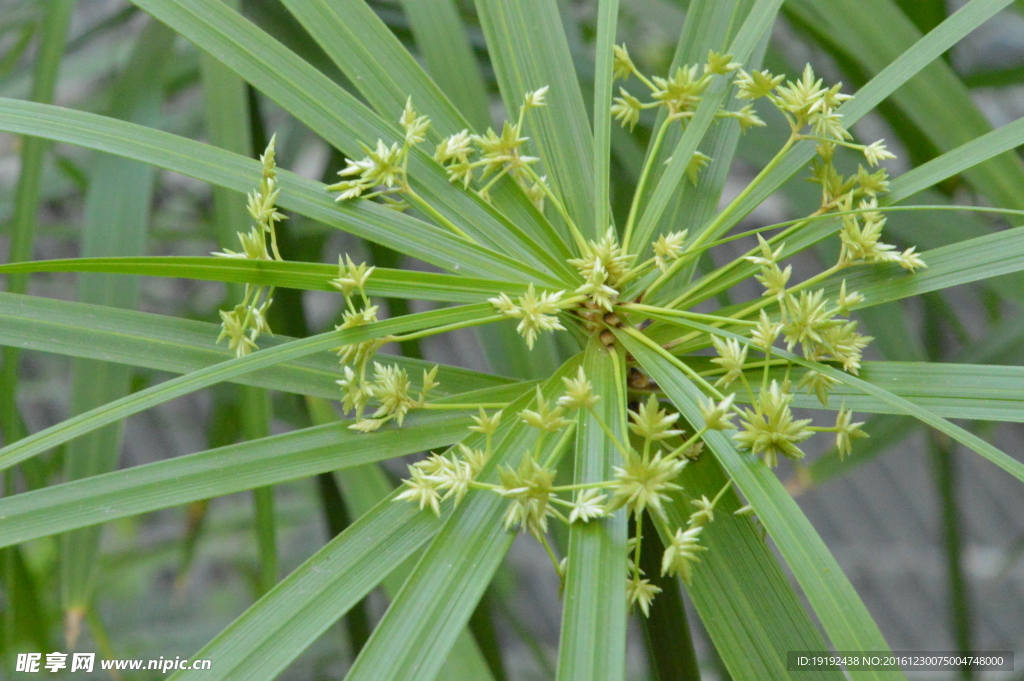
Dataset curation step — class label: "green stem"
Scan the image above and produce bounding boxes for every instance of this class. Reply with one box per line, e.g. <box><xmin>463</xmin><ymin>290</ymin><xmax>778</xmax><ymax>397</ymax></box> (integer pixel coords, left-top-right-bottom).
<box><xmin>421</xmin><ymin>402</ymin><xmax>510</xmax><ymax>411</ymax></box>
<box><xmin>518</xmin><ymin>164</ymin><xmax>590</xmax><ymax>254</ymax></box>
<box><xmin>623</xmin><ymin>303</ymin><xmax>758</xmax><ymax>326</ymax></box>
<box><xmin>622</xmin><ymin>116</ymin><xmax>673</xmax><ymax>251</ymax></box>
<box><xmin>585</xmin><ymin>407</ymin><xmax>633</xmax><ymax>460</ymax></box>
<box><xmin>551</xmin><ymin>481</ymin><xmax>616</xmax><ymax>492</ymax></box>
<box><xmin>646</xmin><ymin>135</ymin><xmax>798</xmax><ymax>299</ymax></box>
<box><xmin>389</xmin><ymin>314</ymin><xmax>506</xmax><ymax>343</ymax></box>
<box><xmin>403</xmin><ymin>186</ymin><xmax>477</xmax><ymax>242</ymax></box>
<box><xmin>666</xmin><ymin>427</ymin><xmax>709</xmax><ymax>460</ymax></box>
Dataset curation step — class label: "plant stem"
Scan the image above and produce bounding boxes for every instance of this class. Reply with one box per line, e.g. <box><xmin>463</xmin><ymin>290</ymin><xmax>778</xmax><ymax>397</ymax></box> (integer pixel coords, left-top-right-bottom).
<box><xmin>519</xmin><ymin>164</ymin><xmax>590</xmax><ymax>254</ymax></box>
<box><xmin>389</xmin><ymin>314</ymin><xmax>506</xmax><ymax>343</ymax></box>
<box><xmin>421</xmin><ymin>402</ymin><xmax>510</xmax><ymax>411</ymax></box>
<box><xmin>403</xmin><ymin>186</ymin><xmax>477</xmax><ymax>242</ymax></box>
<box><xmin>646</xmin><ymin>135</ymin><xmax>797</xmax><ymax>300</ymax></box>
<box><xmin>622</xmin><ymin>116</ymin><xmax>673</xmax><ymax>251</ymax></box>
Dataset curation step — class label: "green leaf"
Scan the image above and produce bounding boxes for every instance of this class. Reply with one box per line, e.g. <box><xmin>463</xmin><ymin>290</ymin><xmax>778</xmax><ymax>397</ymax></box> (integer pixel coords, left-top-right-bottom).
<box><xmin>556</xmin><ymin>339</ymin><xmax>628</xmax><ymax>681</ymax></box>
<box><xmin>887</xmin><ymin>116</ymin><xmax>1024</xmax><ymax>204</ymax></box>
<box><xmin>398</xmin><ymin>0</ymin><xmax>491</xmax><ymax>132</ymax></box>
<box><xmin>657</xmin><ymin>455</ymin><xmax>844</xmax><ymax>681</ymax></box>
<box><xmin>748</xmin><ymin>362</ymin><xmax>1024</xmax><ymax>423</ymax></box>
<box><xmin>62</xmin><ymin>17</ymin><xmax>175</xmax><ymax>614</ymax></box>
<box><xmin>0</xmin><ymin>383</ymin><xmax>528</xmax><ymax>551</ymax></box>
<box><xmin>344</xmin><ymin>357</ymin><xmax>581</xmax><ymax>681</ymax></box>
<box><xmin>0</xmin><ymin>0</ymin><xmax>73</xmax><ymax>652</ymax></box>
<box><xmin>200</xmin><ymin>0</ymin><xmax>277</xmax><ymax>597</ymax></box>
<box><xmin>632</xmin><ymin>0</ymin><xmax>761</xmax><ymax>272</ymax></box>
<box><xmin>0</xmin><ymin>97</ymin><xmax>558</xmax><ymax>285</ymax></box>
<box><xmin>0</xmin><ymin>292</ymin><xmax>514</xmax><ymax>401</ymax></box>
<box><xmin>591</xmin><ymin>0</ymin><xmax>619</xmax><ymax>238</ymax></box>
<box><xmin>621</xmin><ymin>333</ymin><xmax>904</xmax><ymax>680</ymax></box>
<box><xmin>670</xmin><ymin>210</ymin><xmax>1024</xmax><ymax>315</ymax></box>
<box><xmin>307</xmin><ymin>399</ymin><xmax>497</xmax><ymax>681</ymax></box>
<box><xmin>0</xmin><ymin>303</ymin><xmax>496</xmax><ymax>473</ymax></box>
<box><xmin>128</xmin><ymin>0</ymin><xmax>571</xmax><ymax>277</ymax></box>
<box><xmin>787</xmin><ymin>358</ymin><xmax>1024</xmax><ymax>484</ymax></box>
<box><xmin>169</xmin><ymin>495</ymin><xmax>440</xmax><ymax>681</ymax></box>
<box><xmin>643</xmin><ymin>315</ymin><xmax>1024</xmax><ymax>484</ymax></box>
<box><xmin>835</xmin><ymin>225</ymin><xmax>1024</xmax><ymax>310</ymax></box>
<box><xmin>4</xmin><ymin>0</ymin><xmax>72</xmax><ymax>296</ymax></box>
<box><xmin>474</xmin><ymin>0</ymin><xmax>596</xmax><ymax>238</ymax></box>
<box><xmin>632</xmin><ymin>0</ymin><xmax>784</xmax><ymax>249</ymax></box>
<box><xmin>0</xmin><ymin>257</ymin><xmax>525</xmax><ymax>303</ymax></box>
<box><xmin>278</xmin><ymin>0</ymin><xmax>573</xmax><ymax>271</ymax></box>
<box><xmin>0</xmin><ymin>0</ymin><xmax>73</xmax><ymax>447</ymax></box>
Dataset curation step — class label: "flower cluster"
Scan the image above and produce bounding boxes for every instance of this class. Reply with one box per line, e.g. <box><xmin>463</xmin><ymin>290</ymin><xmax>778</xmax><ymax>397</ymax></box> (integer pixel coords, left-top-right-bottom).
<box><xmin>611</xmin><ymin>46</ymin><xmax>755</xmax><ymax>185</ymax></box>
<box><xmin>395</xmin><ymin>370</ymin><xmax>734</xmax><ymax>615</ymax></box>
<box><xmin>330</xmin><ymin>258</ymin><xmax>440</xmax><ymax>432</ymax></box>
<box><xmin>326</xmin><ymin>98</ymin><xmax>428</xmax><ymax>204</ymax></box>
<box><xmin>435</xmin><ymin>87</ymin><xmax>550</xmax><ymax>207</ymax></box>
<box><xmin>488</xmin><ymin>284</ymin><xmax>574</xmax><ymax>350</ymax></box>
<box><xmin>214</xmin><ymin>136</ymin><xmax>285</xmax><ymax>357</ymax></box>
<box><xmin>325</xmin><ymin>51</ymin><xmax>933</xmax><ymax>619</ymax></box>
<box><xmin>328</xmin><ymin>91</ymin><xmax>552</xmax><ymax>216</ymax></box>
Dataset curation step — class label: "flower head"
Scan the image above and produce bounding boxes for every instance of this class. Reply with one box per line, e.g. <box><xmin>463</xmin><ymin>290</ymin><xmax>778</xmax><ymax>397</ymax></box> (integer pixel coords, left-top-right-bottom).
<box><xmin>627</xmin><ymin>577</ymin><xmax>662</xmax><ymax>617</ymax></box>
<box><xmin>608</xmin><ymin>451</ymin><xmax>687</xmax><ymax>519</ymax></box>
<box><xmin>628</xmin><ymin>395</ymin><xmax>682</xmax><ymax>441</ymax></box>
<box><xmin>558</xmin><ymin>367</ymin><xmax>600</xmax><ymax>410</ymax></box>
<box><xmin>661</xmin><ymin>525</ymin><xmax>707</xmax><ymax>582</ymax></box>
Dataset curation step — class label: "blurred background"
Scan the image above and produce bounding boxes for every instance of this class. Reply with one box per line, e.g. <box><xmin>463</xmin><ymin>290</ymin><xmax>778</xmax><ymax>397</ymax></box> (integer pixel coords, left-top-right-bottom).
<box><xmin>1</xmin><ymin>0</ymin><xmax>1022</xmax><ymax>678</ymax></box>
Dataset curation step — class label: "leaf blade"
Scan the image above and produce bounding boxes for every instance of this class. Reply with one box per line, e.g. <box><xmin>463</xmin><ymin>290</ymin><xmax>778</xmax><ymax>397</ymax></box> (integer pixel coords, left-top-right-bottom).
<box><xmin>556</xmin><ymin>339</ymin><xmax>628</xmax><ymax>681</ymax></box>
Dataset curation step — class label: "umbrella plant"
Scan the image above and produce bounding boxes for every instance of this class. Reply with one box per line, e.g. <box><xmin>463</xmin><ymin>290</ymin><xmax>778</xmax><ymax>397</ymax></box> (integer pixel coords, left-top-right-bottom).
<box><xmin>1</xmin><ymin>0</ymin><xmax>1023</xmax><ymax>679</ymax></box>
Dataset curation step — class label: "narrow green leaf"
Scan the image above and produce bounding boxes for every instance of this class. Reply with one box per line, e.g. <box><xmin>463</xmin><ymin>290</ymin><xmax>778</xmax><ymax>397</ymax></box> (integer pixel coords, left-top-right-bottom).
<box><xmin>622</xmin><ymin>333</ymin><xmax>904</xmax><ymax>680</ymax></box>
<box><xmin>556</xmin><ymin>339</ymin><xmax>628</xmax><ymax>681</ymax></box>
<box><xmin>0</xmin><ymin>384</ymin><xmax>527</xmax><ymax>551</ymax></box>
<box><xmin>128</xmin><ymin>0</ymin><xmax>570</xmax><ymax>276</ymax></box>
<box><xmin>0</xmin><ymin>303</ymin><xmax>496</xmax><ymax>473</ymax></box>
<box><xmin>644</xmin><ymin>315</ymin><xmax>1024</xmax><ymax>483</ymax></box>
<box><xmin>0</xmin><ymin>292</ymin><xmax>514</xmax><ymax>399</ymax></box>
<box><xmin>0</xmin><ymin>0</ymin><xmax>73</xmax><ymax>652</ymax></box>
<box><xmin>681</xmin><ymin>0</ymin><xmax>1018</xmax><ymax>249</ymax></box>
<box><xmin>308</xmin><ymin>398</ymin><xmax>497</xmax><ymax>681</ymax></box>
<box><xmin>744</xmin><ymin>362</ymin><xmax>1024</xmax><ymax>422</ymax></box>
<box><xmin>0</xmin><ymin>0</ymin><xmax>73</xmax><ymax>446</ymax></box>
<box><xmin>834</xmin><ymin>225</ymin><xmax>1024</xmax><ymax>311</ymax></box>
<box><xmin>171</xmin><ymin>497</ymin><xmax>439</xmax><ymax>681</ymax></box>
<box><xmin>788</xmin><ymin>359</ymin><xmax>1024</xmax><ymax>484</ymax></box>
<box><xmin>475</xmin><ymin>0</ymin><xmax>596</xmax><ymax>237</ymax></box>
<box><xmin>632</xmin><ymin>0</ymin><xmax>760</xmax><ymax>271</ymax></box>
<box><xmin>659</xmin><ymin>455</ymin><xmax>844</xmax><ymax>681</ymax></box>
<box><xmin>671</xmin><ymin>209</ymin><xmax>1024</xmax><ymax>314</ymax></box>
<box><xmin>279</xmin><ymin>0</ymin><xmax>573</xmax><ymax>273</ymax></box>
<box><xmin>0</xmin><ymin>98</ymin><xmax>558</xmax><ymax>285</ymax></box>
<box><xmin>887</xmin><ymin>116</ymin><xmax>1024</xmax><ymax>204</ymax></box>
<box><xmin>787</xmin><ymin>0</ymin><xmax>1024</xmax><ymax>211</ymax></box>
<box><xmin>399</xmin><ymin>0</ymin><xmax>491</xmax><ymax>132</ymax></box>
<box><xmin>62</xmin><ymin>17</ymin><xmax>175</xmax><ymax>615</ymax></box>
<box><xmin>592</xmin><ymin>0</ymin><xmax>619</xmax><ymax>236</ymax></box>
<box><xmin>632</xmin><ymin>0</ymin><xmax>783</xmax><ymax>248</ymax></box>
<box><xmin>200</xmin><ymin>0</ymin><xmax>278</xmax><ymax>599</ymax></box>
<box><xmin>0</xmin><ymin>257</ymin><xmax>525</xmax><ymax>303</ymax></box>
<box><xmin>345</xmin><ymin>358</ymin><xmax>581</xmax><ymax>681</ymax></box>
